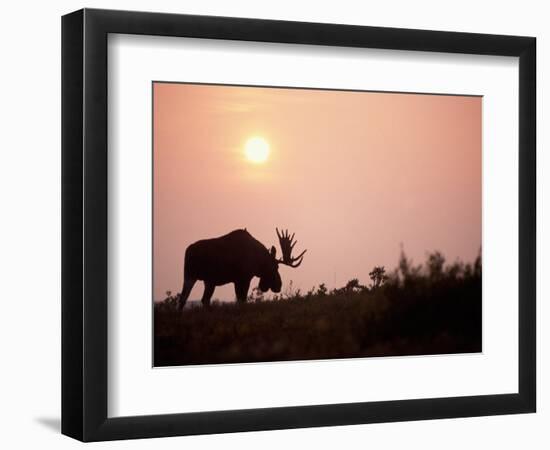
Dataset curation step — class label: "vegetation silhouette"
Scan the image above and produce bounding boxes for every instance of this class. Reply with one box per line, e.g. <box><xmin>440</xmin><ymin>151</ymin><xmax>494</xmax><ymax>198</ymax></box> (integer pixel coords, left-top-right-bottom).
<box><xmin>178</xmin><ymin>228</ymin><xmax>306</xmax><ymax>309</ymax></box>
<box><xmin>155</xmin><ymin>248</ymin><xmax>482</xmax><ymax>366</ymax></box>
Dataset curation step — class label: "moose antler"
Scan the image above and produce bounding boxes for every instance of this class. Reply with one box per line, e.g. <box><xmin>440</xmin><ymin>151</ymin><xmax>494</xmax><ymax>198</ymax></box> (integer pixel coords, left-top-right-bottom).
<box><xmin>276</xmin><ymin>228</ymin><xmax>307</xmax><ymax>268</ymax></box>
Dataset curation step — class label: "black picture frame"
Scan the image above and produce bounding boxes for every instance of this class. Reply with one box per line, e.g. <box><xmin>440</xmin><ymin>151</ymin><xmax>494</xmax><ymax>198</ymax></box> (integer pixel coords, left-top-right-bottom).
<box><xmin>62</xmin><ymin>8</ymin><xmax>536</xmax><ymax>442</ymax></box>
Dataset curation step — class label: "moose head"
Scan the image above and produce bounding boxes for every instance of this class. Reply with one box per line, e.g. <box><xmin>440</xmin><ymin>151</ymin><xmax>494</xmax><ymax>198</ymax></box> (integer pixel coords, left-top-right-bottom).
<box><xmin>259</xmin><ymin>228</ymin><xmax>307</xmax><ymax>293</ymax></box>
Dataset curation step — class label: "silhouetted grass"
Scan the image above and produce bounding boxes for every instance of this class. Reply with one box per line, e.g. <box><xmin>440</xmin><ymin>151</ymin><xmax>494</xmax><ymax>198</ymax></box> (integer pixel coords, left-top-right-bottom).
<box><xmin>154</xmin><ymin>250</ymin><xmax>481</xmax><ymax>366</ymax></box>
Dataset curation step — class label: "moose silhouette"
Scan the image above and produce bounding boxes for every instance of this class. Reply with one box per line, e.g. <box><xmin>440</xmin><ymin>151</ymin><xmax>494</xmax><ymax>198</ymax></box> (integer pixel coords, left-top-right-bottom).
<box><xmin>178</xmin><ymin>228</ymin><xmax>306</xmax><ymax>309</ymax></box>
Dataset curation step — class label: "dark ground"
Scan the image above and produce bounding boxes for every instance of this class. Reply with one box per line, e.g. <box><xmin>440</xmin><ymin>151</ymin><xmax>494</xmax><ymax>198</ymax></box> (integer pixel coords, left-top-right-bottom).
<box><xmin>154</xmin><ymin>251</ymin><xmax>482</xmax><ymax>366</ymax></box>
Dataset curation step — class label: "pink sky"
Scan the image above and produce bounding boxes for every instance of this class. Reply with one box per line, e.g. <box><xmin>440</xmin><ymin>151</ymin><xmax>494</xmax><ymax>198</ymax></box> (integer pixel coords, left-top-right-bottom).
<box><xmin>153</xmin><ymin>83</ymin><xmax>481</xmax><ymax>302</ymax></box>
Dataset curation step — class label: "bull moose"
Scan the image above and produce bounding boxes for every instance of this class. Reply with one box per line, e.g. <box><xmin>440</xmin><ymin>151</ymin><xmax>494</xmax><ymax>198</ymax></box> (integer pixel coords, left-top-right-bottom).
<box><xmin>178</xmin><ymin>228</ymin><xmax>306</xmax><ymax>309</ymax></box>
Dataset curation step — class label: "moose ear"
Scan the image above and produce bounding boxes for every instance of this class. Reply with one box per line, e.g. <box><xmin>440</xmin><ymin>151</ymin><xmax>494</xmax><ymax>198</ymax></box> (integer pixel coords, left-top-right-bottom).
<box><xmin>270</xmin><ymin>246</ymin><xmax>277</xmax><ymax>258</ymax></box>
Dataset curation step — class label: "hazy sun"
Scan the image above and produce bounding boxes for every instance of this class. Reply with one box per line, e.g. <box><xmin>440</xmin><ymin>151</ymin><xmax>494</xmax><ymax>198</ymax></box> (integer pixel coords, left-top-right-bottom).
<box><xmin>244</xmin><ymin>137</ymin><xmax>270</xmax><ymax>164</ymax></box>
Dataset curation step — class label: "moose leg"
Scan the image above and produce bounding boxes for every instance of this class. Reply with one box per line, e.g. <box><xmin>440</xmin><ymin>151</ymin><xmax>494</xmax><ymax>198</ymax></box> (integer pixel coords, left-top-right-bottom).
<box><xmin>234</xmin><ymin>278</ymin><xmax>251</xmax><ymax>304</ymax></box>
<box><xmin>178</xmin><ymin>278</ymin><xmax>196</xmax><ymax>311</ymax></box>
<box><xmin>201</xmin><ymin>282</ymin><xmax>215</xmax><ymax>307</ymax></box>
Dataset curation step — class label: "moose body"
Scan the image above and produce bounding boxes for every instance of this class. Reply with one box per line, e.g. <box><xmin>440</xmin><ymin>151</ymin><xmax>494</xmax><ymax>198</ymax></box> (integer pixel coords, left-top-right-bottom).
<box><xmin>178</xmin><ymin>228</ymin><xmax>305</xmax><ymax>309</ymax></box>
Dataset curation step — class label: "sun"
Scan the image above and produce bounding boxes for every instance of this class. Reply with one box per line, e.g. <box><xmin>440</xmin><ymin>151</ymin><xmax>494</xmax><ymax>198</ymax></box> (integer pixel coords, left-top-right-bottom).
<box><xmin>244</xmin><ymin>137</ymin><xmax>270</xmax><ymax>164</ymax></box>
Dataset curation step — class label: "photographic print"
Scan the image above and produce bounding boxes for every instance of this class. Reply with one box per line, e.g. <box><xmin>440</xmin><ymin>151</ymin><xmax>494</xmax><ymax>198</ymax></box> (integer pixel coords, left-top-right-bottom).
<box><xmin>153</xmin><ymin>82</ymin><xmax>482</xmax><ymax>367</ymax></box>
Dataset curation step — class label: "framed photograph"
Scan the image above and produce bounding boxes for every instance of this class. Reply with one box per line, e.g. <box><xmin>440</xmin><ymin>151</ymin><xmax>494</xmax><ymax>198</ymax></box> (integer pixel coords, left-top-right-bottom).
<box><xmin>62</xmin><ymin>8</ymin><xmax>536</xmax><ymax>441</ymax></box>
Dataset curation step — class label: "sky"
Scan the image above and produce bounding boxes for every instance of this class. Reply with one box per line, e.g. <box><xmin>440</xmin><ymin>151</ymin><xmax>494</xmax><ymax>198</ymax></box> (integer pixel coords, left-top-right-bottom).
<box><xmin>153</xmin><ymin>82</ymin><xmax>481</xmax><ymax>302</ymax></box>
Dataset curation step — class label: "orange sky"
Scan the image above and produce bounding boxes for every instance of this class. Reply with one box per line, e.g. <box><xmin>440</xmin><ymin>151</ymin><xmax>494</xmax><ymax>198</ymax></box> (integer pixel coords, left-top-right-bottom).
<box><xmin>153</xmin><ymin>82</ymin><xmax>481</xmax><ymax>302</ymax></box>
